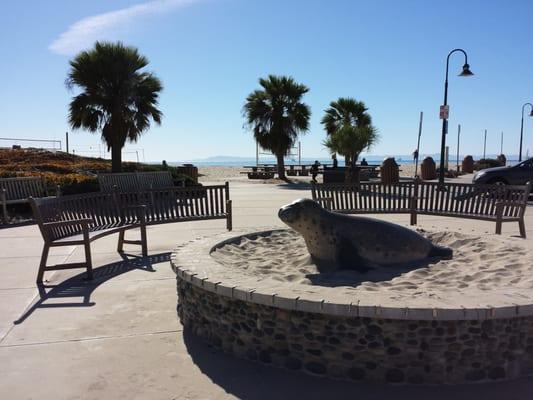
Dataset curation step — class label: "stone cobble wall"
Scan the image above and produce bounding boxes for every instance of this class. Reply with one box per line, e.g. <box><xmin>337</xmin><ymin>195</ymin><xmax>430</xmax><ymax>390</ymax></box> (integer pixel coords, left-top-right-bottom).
<box><xmin>177</xmin><ymin>278</ymin><xmax>533</xmax><ymax>384</ymax></box>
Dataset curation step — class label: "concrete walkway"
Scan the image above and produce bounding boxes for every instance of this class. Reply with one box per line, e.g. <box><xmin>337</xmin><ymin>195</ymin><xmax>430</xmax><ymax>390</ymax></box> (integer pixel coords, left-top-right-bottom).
<box><xmin>1</xmin><ymin>180</ymin><xmax>532</xmax><ymax>399</ymax></box>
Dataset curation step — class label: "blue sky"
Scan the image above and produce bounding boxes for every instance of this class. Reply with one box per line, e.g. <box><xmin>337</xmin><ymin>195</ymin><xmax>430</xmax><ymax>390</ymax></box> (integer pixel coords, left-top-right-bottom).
<box><xmin>1</xmin><ymin>0</ymin><xmax>533</xmax><ymax>162</ymax></box>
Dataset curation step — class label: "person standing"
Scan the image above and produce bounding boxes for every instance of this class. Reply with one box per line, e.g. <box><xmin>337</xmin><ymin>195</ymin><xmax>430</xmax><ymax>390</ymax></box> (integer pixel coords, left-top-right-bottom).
<box><xmin>311</xmin><ymin>160</ymin><xmax>320</xmax><ymax>183</ymax></box>
<box><xmin>332</xmin><ymin>154</ymin><xmax>338</xmax><ymax>168</ymax></box>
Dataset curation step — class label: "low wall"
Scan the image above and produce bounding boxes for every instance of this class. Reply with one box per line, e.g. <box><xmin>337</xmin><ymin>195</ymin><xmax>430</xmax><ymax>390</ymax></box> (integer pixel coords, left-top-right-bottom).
<box><xmin>177</xmin><ymin>278</ymin><xmax>533</xmax><ymax>384</ymax></box>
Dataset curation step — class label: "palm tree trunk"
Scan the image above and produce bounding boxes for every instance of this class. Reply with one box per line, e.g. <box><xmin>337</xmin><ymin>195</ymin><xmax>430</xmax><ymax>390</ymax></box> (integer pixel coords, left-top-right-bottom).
<box><xmin>111</xmin><ymin>144</ymin><xmax>122</xmax><ymax>172</ymax></box>
<box><xmin>276</xmin><ymin>153</ymin><xmax>286</xmax><ymax>180</ymax></box>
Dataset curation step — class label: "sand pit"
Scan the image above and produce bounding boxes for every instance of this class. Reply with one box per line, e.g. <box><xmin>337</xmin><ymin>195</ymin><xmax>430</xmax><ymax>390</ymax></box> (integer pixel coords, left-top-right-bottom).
<box><xmin>172</xmin><ymin>228</ymin><xmax>533</xmax><ymax>384</ymax></box>
<box><xmin>211</xmin><ymin>229</ymin><xmax>533</xmax><ymax>300</ymax></box>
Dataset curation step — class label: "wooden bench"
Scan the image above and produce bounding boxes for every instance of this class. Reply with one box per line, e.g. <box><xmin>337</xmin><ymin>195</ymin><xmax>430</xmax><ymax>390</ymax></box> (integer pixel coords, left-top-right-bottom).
<box><xmin>30</xmin><ymin>182</ymin><xmax>232</xmax><ymax>283</ymax></box>
<box><xmin>311</xmin><ymin>181</ymin><xmax>531</xmax><ymax>238</ymax></box>
<box><xmin>1</xmin><ymin>176</ymin><xmax>58</xmax><ymax>223</ymax></box>
<box><xmin>98</xmin><ymin>171</ymin><xmax>185</xmax><ymax>192</ymax></box>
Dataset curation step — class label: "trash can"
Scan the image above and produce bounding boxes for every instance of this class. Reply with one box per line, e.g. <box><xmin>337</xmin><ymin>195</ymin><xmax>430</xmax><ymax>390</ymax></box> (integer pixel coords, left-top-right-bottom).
<box><xmin>176</xmin><ymin>164</ymin><xmax>198</xmax><ymax>184</ymax></box>
<box><xmin>380</xmin><ymin>158</ymin><xmax>399</xmax><ymax>184</ymax></box>
<box><xmin>421</xmin><ymin>157</ymin><xmax>437</xmax><ymax>180</ymax></box>
<box><xmin>462</xmin><ymin>156</ymin><xmax>474</xmax><ymax>173</ymax></box>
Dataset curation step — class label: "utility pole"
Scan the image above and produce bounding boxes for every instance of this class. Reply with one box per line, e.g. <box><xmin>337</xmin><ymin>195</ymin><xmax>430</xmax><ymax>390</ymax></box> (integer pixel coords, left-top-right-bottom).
<box><xmin>456</xmin><ymin>124</ymin><xmax>461</xmax><ymax>172</ymax></box>
<box><xmin>414</xmin><ymin>111</ymin><xmax>423</xmax><ymax>178</ymax></box>
<box><xmin>483</xmin><ymin>129</ymin><xmax>487</xmax><ymax>159</ymax></box>
<box><xmin>65</xmin><ymin>132</ymin><xmax>69</xmax><ymax>153</ymax></box>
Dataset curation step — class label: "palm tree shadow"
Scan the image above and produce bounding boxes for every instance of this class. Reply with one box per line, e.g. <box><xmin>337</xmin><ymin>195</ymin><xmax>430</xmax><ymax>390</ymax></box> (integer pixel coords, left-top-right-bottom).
<box><xmin>13</xmin><ymin>252</ymin><xmax>170</xmax><ymax>324</ymax></box>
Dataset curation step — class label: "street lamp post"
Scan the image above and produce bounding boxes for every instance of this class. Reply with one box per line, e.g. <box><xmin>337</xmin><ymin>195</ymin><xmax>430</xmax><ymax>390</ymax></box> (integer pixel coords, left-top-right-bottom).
<box><xmin>519</xmin><ymin>102</ymin><xmax>533</xmax><ymax>162</ymax></box>
<box><xmin>439</xmin><ymin>49</ymin><xmax>473</xmax><ymax>186</ymax></box>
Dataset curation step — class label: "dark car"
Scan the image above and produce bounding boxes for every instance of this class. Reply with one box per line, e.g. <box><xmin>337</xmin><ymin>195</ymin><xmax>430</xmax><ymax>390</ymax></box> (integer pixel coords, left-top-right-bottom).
<box><xmin>472</xmin><ymin>157</ymin><xmax>533</xmax><ymax>185</ymax></box>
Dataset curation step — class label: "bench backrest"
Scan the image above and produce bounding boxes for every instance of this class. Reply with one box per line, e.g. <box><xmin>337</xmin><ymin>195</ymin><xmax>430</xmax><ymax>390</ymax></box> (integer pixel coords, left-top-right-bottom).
<box><xmin>413</xmin><ymin>182</ymin><xmax>530</xmax><ymax>218</ymax></box>
<box><xmin>98</xmin><ymin>171</ymin><xmax>178</xmax><ymax>192</ymax></box>
<box><xmin>312</xmin><ymin>182</ymin><xmax>415</xmax><ymax>213</ymax></box>
<box><xmin>119</xmin><ymin>183</ymin><xmax>231</xmax><ymax>224</ymax></box>
<box><xmin>30</xmin><ymin>182</ymin><xmax>231</xmax><ymax>240</ymax></box>
<box><xmin>0</xmin><ymin>177</ymin><xmax>48</xmax><ymax>201</ymax></box>
<box><xmin>312</xmin><ymin>181</ymin><xmax>531</xmax><ymax>218</ymax></box>
<box><xmin>30</xmin><ymin>192</ymin><xmax>123</xmax><ymax>241</ymax></box>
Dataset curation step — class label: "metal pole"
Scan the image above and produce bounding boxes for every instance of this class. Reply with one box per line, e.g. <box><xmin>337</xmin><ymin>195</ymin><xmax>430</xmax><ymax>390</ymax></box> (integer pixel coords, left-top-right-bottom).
<box><xmin>456</xmin><ymin>124</ymin><xmax>461</xmax><ymax>172</ymax></box>
<box><xmin>256</xmin><ymin>141</ymin><xmax>259</xmax><ymax>167</ymax></box>
<box><xmin>65</xmin><ymin>132</ymin><xmax>69</xmax><ymax>153</ymax></box>
<box><xmin>414</xmin><ymin>111</ymin><xmax>423</xmax><ymax>178</ymax></box>
<box><xmin>298</xmin><ymin>141</ymin><xmax>301</xmax><ymax>165</ymax></box>
<box><xmin>439</xmin><ymin>49</ymin><xmax>471</xmax><ymax>186</ymax></box>
<box><xmin>500</xmin><ymin>131</ymin><xmax>503</xmax><ymax>155</ymax></box>
<box><xmin>483</xmin><ymin>129</ymin><xmax>487</xmax><ymax>159</ymax></box>
<box><xmin>520</xmin><ymin>103</ymin><xmax>533</xmax><ymax>162</ymax></box>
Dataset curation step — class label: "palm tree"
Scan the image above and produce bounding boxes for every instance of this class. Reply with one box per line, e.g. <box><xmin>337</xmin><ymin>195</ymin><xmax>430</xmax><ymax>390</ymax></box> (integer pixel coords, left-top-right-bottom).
<box><xmin>323</xmin><ymin>125</ymin><xmax>378</xmax><ymax>168</ymax></box>
<box><xmin>67</xmin><ymin>41</ymin><xmax>163</xmax><ymax>172</ymax></box>
<box><xmin>321</xmin><ymin>97</ymin><xmax>376</xmax><ymax>166</ymax></box>
<box><xmin>244</xmin><ymin>75</ymin><xmax>311</xmax><ymax>180</ymax></box>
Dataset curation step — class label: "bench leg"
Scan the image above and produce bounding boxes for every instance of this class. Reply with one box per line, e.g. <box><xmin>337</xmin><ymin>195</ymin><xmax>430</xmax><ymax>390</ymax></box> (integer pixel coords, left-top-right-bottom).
<box><xmin>495</xmin><ymin>220</ymin><xmax>502</xmax><ymax>235</ymax></box>
<box><xmin>519</xmin><ymin>219</ymin><xmax>526</xmax><ymax>238</ymax></box>
<box><xmin>226</xmin><ymin>200</ymin><xmax>233</xmax><ymax>231</ymax></box>
<box><xmin>140</xmin><ymin>225</ymin><xmax>148</xmax><ymax>257</ymax></box>
<box><xmin>1</xmin><ymin>200</ymin><xmax>7</xmax><ymax>224</ymax></box>
<box><xmin>117</xmin><ymin>230</ymin><xmax>125</xmax><ymax>253</ymax></box>
<box><xmin>83</xmin><ymin>235</ymin><xmax>93</xmax><ymax>280</ymax></box>
<box><xmin>36</xmin><ymin>244</ymin><xmax>50</xmax><ymax>284</ymax></box>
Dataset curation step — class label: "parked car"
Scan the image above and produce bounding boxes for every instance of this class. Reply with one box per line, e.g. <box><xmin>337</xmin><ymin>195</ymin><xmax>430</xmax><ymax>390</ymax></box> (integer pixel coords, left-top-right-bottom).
<box><xmin>472</xmin><ymin>157</ymin><xmax>533</xmax><ymax>185</ymax></box>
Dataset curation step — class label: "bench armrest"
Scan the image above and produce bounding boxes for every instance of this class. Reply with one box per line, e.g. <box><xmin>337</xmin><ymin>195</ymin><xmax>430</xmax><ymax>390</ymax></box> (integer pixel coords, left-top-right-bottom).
<box><xmin>495</xmin><ymin>200</ymin><xmax>527</xmax><ymax>207</ymax></box>
<box><xmin>495</xmin><ymin>200</ymin><xmax>528</xmax><ymax>218</ymax></box>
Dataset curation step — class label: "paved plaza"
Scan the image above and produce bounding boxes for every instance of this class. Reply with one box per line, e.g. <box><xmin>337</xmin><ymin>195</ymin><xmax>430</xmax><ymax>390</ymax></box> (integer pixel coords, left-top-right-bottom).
<box><xmin>1</xmin><ymin>179</ymin><xmax>533</xmax><ymax>399</ymax></box>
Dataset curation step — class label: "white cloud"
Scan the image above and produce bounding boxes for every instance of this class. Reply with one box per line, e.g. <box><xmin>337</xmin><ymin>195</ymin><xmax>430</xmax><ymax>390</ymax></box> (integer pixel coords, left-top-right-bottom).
<box><xmin>49</xmin><ymin>0</ymin><xmax>199</xmax><ymax>55</ymax></box>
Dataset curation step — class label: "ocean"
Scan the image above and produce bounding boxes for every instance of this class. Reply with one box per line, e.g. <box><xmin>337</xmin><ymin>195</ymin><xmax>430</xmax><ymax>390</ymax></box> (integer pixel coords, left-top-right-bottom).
<box><xmin>169</xmin><ymin>155</ymin><xmax>522</xmax><ymax>167</ymax></box>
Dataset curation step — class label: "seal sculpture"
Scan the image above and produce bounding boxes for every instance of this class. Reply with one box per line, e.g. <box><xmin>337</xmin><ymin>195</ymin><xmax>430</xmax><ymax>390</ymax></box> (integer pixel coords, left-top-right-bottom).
<box><xmin>278</xmin><ymin>198</ymin><xmax>452</xmax><ymax>272</ymax></box>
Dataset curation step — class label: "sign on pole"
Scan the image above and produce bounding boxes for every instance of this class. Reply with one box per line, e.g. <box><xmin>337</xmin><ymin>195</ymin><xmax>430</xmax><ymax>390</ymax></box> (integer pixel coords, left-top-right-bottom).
<box><xmin>439</xmin><ymin>105</ymin><xmax>449</xmax><ymax>120</ymax></box>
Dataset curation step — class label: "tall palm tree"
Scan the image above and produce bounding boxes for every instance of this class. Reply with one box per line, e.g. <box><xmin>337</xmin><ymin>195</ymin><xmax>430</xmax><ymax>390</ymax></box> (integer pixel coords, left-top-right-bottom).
<box><xmin>67</xmin><ymin>41</ymin><xmax>163</xmax><ymax>172</ymax></box>
<box><xmin>244</xmin><ymin>75</ymin><xmax>310</xmax><ymax>180</ymax></box>
<box><xmin>323</xmin><ymin>125</ymin><xmax>378</xmax><ymax>168</ymax></box>
<box><xmin>321</xmin><ymin>97</ymin><xmax>375</xmax><ymax>166</ymax></box>
<box><xmin>321</xmin><ymin>97</ymin><xmax>372</xmax><ymax>135</ymax></box>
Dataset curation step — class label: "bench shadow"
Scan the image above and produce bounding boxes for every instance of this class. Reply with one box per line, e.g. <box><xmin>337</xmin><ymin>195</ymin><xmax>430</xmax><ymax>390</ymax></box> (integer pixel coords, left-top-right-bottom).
<box><xmin>182</xmin><ymin>329</ymin><xmax>533</xmax><ymax>400</ymax></box>
<box><xmin>13</xmin><ymin>252</ymin><xmax>170</xmax><ymax>324</ymax></box>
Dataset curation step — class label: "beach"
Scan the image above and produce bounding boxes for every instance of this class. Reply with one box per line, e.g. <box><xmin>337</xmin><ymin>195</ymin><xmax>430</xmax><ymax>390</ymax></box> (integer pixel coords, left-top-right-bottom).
<box><xmin>197</xmin><ymin>163</ymin><xmax>461</xmax><ymax>183</ymax></box>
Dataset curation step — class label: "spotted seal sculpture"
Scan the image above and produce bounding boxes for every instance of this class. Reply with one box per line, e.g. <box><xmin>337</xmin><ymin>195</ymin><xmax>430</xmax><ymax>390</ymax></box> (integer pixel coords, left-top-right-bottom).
<box><xmin>278</xmin><ymin>198</ymin><xmax>452</xmax><ymax>272</ymax></box>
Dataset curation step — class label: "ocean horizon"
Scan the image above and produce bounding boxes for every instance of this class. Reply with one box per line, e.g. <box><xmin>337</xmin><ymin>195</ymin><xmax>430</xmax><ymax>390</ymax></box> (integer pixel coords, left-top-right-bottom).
<box><xmin>167</xmin><ymin>154</ymin><xmax>524</xmax><ymax>167</ymax></box>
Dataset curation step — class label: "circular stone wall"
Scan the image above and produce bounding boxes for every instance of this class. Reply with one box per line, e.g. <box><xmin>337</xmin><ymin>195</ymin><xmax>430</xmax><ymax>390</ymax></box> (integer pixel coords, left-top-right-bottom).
<box><xmin>171</xmin><ymin>229</ymin><xmax>533</xmax><ymax>384</ymax></box>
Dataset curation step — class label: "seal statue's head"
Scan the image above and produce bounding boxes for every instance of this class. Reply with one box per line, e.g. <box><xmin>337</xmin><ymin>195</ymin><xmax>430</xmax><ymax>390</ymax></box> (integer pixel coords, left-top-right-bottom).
<box><xmin>278</xmin><ymin>198</ymin><xmax>323</xmax><ymax>231</ymax></box>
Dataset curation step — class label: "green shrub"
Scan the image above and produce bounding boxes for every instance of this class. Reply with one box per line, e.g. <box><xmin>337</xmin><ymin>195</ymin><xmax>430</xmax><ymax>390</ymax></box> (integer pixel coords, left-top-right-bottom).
<box><xmin>474</xmin><ymin>158</ymin><xmax>504</xmax><ymax>171</ymax></box>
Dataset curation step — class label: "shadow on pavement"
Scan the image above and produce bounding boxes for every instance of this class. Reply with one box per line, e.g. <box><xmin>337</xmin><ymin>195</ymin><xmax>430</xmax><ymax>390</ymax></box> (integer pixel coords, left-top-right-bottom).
<box><xmin>13</xmin><ymin>252</ymin><xmax>170</xmax><ymax>324</ymax></box>
<box><xmin>183</xmin><ymin>328</ymin><xmax>533</xmax><ymax>400</ymax></box>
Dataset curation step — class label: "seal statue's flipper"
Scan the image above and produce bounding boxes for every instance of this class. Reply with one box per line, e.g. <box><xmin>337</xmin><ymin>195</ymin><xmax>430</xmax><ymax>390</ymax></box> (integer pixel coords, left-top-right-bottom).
<box><xmin>429</xmin><ymin>245</ymin><xmax>453</xmax><ymax>259</ymax></box>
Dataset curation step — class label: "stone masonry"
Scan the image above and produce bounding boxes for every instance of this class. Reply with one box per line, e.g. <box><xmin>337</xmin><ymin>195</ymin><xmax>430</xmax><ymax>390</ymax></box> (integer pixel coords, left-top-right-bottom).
<box><xmin>177</xmin><ymin>279</ymin><xmax>533</xmax><ymax>384</ymax></box>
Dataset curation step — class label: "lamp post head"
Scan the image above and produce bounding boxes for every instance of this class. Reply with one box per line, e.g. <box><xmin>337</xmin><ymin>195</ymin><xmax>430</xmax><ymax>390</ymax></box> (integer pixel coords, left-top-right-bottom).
<box><xmin>459</xmin><ymin>63</ymin><xmax>474</xmax><ymax>77</ymax></box>
<box><xmin>529</xmin><ymin>109</ymin><xmax>533</xmax><ymax>117</ymax></box>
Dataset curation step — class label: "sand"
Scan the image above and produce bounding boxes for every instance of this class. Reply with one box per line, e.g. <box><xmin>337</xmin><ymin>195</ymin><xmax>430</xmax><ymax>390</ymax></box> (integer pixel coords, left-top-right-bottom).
<box><xmin>211</xmin><ymin>228</ymin><xmax>533</xmax><ymax>302</ymax></box>
<box><xmin>197</xmin><ymin>163</ymin><xmax>461</xmax><ymax>184</ymax></box>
